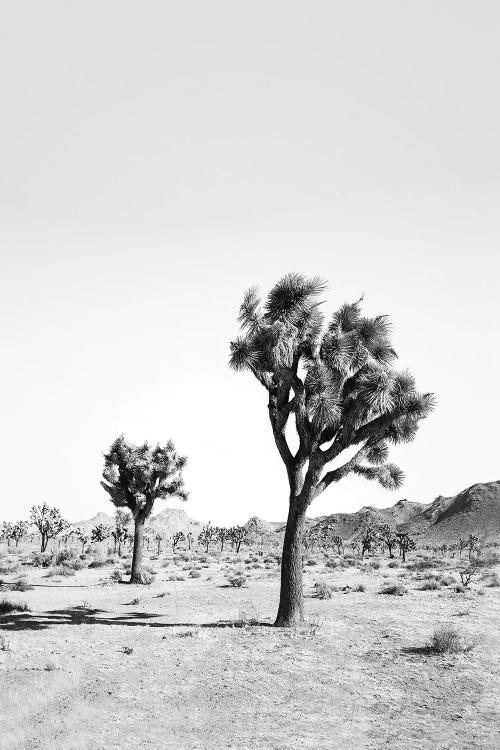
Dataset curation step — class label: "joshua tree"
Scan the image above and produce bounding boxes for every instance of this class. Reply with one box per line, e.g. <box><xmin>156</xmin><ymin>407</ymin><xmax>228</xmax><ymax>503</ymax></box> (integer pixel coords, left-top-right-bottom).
<box><xmin>349</xmin><ymin>539</ymin><xmax>359</xmax><ymax>556</ymax></box>
<box><xmin>186</xmin><ymin>531</ymin><xmax>193</xmax><ymax>551</ymax></box>
<box><xmin>230</xmin><ymin>274</ymin><xmax>434</xmax><ymax>625</ymax></box>
<box><xmin>30</xmin><ymin>503</ymin><xmax>69</xmax><ymax>552</ymax></box>
<box><xmin>215</xmin><ymin>527</ymin><xmax>228</xmax><ymax>552</ymax></box>
<box><xmin>457</xmin><ymin>538</ymin><xmax>468</xmax><ymax>558</ymax></box>
<box><xmin>331</xmin><ymin>535</ymin><xmax>344</xmax><ymax>555</ymax></box>
<box><xmin>9</xmin><ymin>521</ymin><xmax>28</xmax><ymax>547</ymax></box>
<box><xmin>378</xmin><ymin>524</ymin><xmax>397</xmax><ymax>558</ymax></box>
<box><xmin>466</xmin><ymin>534</ymin><xmax>479</xmax><ymax>560</ymax></box>
<box><xmin>101</xmin><ymin>435</ymin><xmax>188</xmax><ymax>583</ymax></box>
<box><xmin>172</xmin><ymin>531</ymin><xmax>185</xmax><ymax>551</ymax></box>
<box><xmin>198</xmin><ymin>523</ymin><xmax>214</xmax><ymax>553</ymax></box>
<box><xmin>1</xmin><ymin>521</ymin><xmax>14</xmax><ymax>547</ymax></box>
<box><xmin>154</xmin><ymin>532</ymin><xmax>164</xmax><ymax>556</ymax></box>
<box><xmin>91</xmin><ymin>524</ymin><xmax>111</xmax><ymax>544</ymax></box>
<box><xmin>74</xmin><ymin>527</ymin><xmax>90</xmax><ymax>554</ymax></box>
<box><xmin>228</xmin><ymin>525</ymin><xmax>248</xmax><ymax>553</ymax></box>
<box><xmin>360</xmin><ymin>525</ymin><xmax>378</xmax><ymax>557</ymax></box>
<box><xmin>395</xmin><ymin>532</ymin><xmax>416</xmax><ymax>563</ymax></box>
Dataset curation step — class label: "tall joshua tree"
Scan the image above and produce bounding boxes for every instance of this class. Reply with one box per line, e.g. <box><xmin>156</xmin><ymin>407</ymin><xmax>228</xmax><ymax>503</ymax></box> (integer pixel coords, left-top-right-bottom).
<box><xmin>101</xmin><ymin>435</ymin><xmax>188</xmax><ymax>583</ymax></box>
<box><xmin>230</xmin><ymin>273</ymin><xmax>434</xmax><ymax>626</ymax></box>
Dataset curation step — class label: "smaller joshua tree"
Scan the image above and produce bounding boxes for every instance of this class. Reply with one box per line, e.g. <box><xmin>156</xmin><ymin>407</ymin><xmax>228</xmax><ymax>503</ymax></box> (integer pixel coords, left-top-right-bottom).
<box><xmin>466</xmin><ymin>534</ymin><xmax>480</xmax><ymax>560</ymax></box>
<box><xmin>9</xmin><ymin>521</ymin><xmax>28</xmax><ymax>547</ymax></box>
<box><xmin>379</xmin><ymin>524</ymin><xmax>397</xmax><ymax>558</ymax></box>
<box><xmin>360</xmin><ymin>525</ymin><xmax>378</xmax><ymax>557</ymax></box>
<box><xmin>30</xmin><ymin>503</ymin><xmax>69</xmax><ymax>552</ymax></box>
<box><xmin>154</xmin><ymin>532</ymin><xmax>164</xmax><ymax>556</ymax></box>
<box><xmin>395</xmin><ymin>531</ymin><xmax>416</xmax><ymax>563</ymax></box>
<box><xmin>331</xmin><ymin>535</ymin><xmax>344</xmax><ymax>556</ymax></box>
<box><xmin>74</xmin><ymin>527</ymin><xmax>90</xmax><ymax>554</ymax></box>
<box><xmin>198</xmin><ymin>523</ymin><xmax>214</xmax><ymax>553</ymax></box>
<box><xmin>91</xmin><ymin>524</ymin><xmax>111</xmax><ymax>545</ymax></box>
<box><xmin>1</xmin><ymin>522</ymin><xmax>14</xmax><ymax>547</ymax></box>
<box><xmin>101</xmin><ymin>435</ymin><xmax>188</xmax><ymax>583</ymax></box>
<box><xmin>215</xmin><ymin>527</ymin><xmax>229</xmax><ymax>552</ymax></box>
<box><xmin>228</xmin><ymin>525</ymin><xmax>248</xmax><ymax>553</ymax></box>
<box><xmin>172</xmin><ymin>531</ymin><xmax>185</xmax><ymax>552</ymax></box>
<box><xmin>457</xmin><ymin>538</ymin><xmax>468</xmax><ymax>558</ymax></box>
<box><xmin>186</xmin><ymin>531</ymin><xmax>194</xmax><ymax>551</ymax></box>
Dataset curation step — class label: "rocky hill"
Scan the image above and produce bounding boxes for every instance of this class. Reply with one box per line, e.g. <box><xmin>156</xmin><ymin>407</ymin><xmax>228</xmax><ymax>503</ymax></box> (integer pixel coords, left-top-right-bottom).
<box><xmin>309</xmin><ymin>481</ymin><xmax>500</xmax><ymax>543</ymax></box>
<box><xmin>71</xmin><ymin>481</ymin><xmax>500</xmax><ymax>544</ymax></box>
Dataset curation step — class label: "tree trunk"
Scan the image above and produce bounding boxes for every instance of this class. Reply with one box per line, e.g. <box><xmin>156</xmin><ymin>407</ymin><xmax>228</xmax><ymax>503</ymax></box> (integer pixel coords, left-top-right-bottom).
<box><xmin>130</xmin><ymin>517</ymin><xmax>145</xmax><ymax>583</ymax></box>
<box><xmin>274</xmin><ymin>501</ymin><xmax>307</xmax><ymax>627</ymax></box>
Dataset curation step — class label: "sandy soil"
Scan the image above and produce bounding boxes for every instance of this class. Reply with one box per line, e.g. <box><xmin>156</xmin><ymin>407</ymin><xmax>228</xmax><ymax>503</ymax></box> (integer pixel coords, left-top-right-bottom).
<box><xmin>1</xmin><ymin>551</ymin><xmax>499</xmax><ymax>750</ymax></box>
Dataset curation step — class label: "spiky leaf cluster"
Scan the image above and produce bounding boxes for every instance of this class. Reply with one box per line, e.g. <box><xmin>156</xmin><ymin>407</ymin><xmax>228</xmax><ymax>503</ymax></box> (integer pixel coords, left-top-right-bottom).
<box><xmin>230</xmin><ymin>273</ymin><xmax>435</xmax><ymax>500</ymax></box>
<box><xmin>101</xmin><ymin>435</ymin><xmax>188</xmax><ymax>520</ymax></box>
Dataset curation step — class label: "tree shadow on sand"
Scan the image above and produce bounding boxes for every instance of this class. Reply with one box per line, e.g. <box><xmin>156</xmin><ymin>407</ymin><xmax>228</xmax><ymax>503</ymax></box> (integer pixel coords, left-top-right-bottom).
<box><xmin>0</xmin><ymin>607</ymin><xmax>273</xmax><ymax>632</ymax></box>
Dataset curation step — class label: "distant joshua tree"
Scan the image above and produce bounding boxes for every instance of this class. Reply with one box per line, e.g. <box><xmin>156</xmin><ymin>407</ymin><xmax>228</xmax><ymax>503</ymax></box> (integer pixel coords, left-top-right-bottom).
<box><xmin>228</xmin><ymin>525</ymin><xmax>248</xmax><ymax>553</ymax></box>
<box><xmin>457</xmin><ymin>538</ymin><xmax>468</xmax><ymax>558</ymax></box>
<box><xmin>74</xmin><ymin>527</ymin><xmax>90</xmax><ymax>553</ymax></box>
<box><xmin>395</xmin><ymin>532</ymin><xmax>416</xmax><ymax>563</ymax></box>
<box><xmin>30</xmin><ymin>503</ymin><xmax>69</xmax><ymax>552</ymax></box>
<box><xmin>198</xmin><ymin>523</ymin><xmax>214</xmax><ymax>553</ymax></box>
<box><xmin>185</xmin><ymin>531</ymin><xmax>194</xmax><ymax>551</ymax></box>
<box><xmin>154</xmin><ymin>532</ymin><xmax>164</xmax><ymax>556</ymax></box>
<box><xmin>101</xmin><ymin>435</ymin><xmax>188</xmax><ymax>583</ymax></box>
<box><xmin>466</xmin><ymin>534</ymin><xmax>480</xmax><ymax>560</ymax></box>
<box><xmin>378</xmin><ymin>524</ymin><xmax>397</xmax><ymax>558</ymax></box>
<box><xmin>331</xmin><ymin>535</ymin><xmax>344</xmax><ymax>555</ymax></box>
<box><xmin>91</xmin><ymin>524</ymin><xmax>111</xmax><ymax>544</ymax></box>
<box><xmin>215</xmin><ymin>527</ymin><xmax>228</xmax><ymax>552</ymax></box>
<box><xmin>230</xmin><ymin>274</ymin><xmax>434</xmax><ymax>626</ymax></box>
<box><xmin>360</xmin><ymin>526</ymin><xmax>378</xmax><ymax>557</ymax></box>
<box><xmin>172</xmin><ymin>531</ymin><xmax>185</xmax><ymax>551</ymax></box>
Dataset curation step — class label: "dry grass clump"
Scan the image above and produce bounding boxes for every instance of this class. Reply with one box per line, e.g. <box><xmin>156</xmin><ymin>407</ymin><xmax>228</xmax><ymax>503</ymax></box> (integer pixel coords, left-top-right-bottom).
<box><xmin>429</xmin><ymin>626</ymin><xmax>474</xmax><ymax>654</ymax></box>
<box><xmin>237</xmin><ymin>601</ymin><xmax>260</xmax><ymax>626</ymax></box>
<box><xmin>313</xmin><ymin>580</ymin><xmax>333</xmax><ymax>599</ymax></box>
<box><xmin>188</xmin><ymin>569</ymin><xmax>201</xmax><ymax>578</ymax></box>
<box><xmin>0</xmin><ymin>597</ymin><xmax>30</xmax><ymax>614</ymax></box>
<box><xmin>226</xmin><ymin>570</ymin><xmax>247</xmax><ymax>587</ymax></box>
<box><xmin>379</xmin><ymin>581</ymin><xmax>407</xmax><ymax>596</ymax></box>
<box><xmin>486</xmin><ymin>572</ymin><xmax>500</xmax><ymax>587</ymax></box>
<box><xmin>420</xmin><ymin>576</ymin><xmax>441</xmax><ymax>591</ymax></box>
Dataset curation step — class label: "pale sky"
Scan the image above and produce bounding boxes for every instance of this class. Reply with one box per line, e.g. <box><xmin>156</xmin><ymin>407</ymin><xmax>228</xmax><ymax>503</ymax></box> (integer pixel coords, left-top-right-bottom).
<box><xmin>1</xmin><ymin>1</ymin><xmax>499</xmax><ymax>524</ymax></box>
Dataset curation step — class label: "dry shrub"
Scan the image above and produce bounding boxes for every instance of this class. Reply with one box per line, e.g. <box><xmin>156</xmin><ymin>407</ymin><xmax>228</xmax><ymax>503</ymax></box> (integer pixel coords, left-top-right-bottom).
<box><xmin>420</xmin><ymin>577</ymin><xmax>441</xmax><ymax>591</ymax></box>
<box><xmin>430</xmin><ymin>626</ymin><xmax>474</xmax><ymax>654</ymax></box>
<box><xmin>380</xmin><ymin>582</ymin><xmax>407</xmax><ymax>596</ymax></box>
<box><xmin>314</xmin><ymin>580</ymin><xmax>333</xmax><ymax>599</ymax></box>
<box><xmin>0</xmin><ymin>597</ymin><xmax>30</xmax><ymax>614</ymax></box>
<box><xmin>226</xmin><ymin>570</ymin><xmax>247</xmax><ymax>587</ymax></box>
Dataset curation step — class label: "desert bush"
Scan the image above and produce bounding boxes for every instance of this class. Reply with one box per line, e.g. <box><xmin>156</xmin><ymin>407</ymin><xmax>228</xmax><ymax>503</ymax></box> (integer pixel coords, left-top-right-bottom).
<box><xmin>430</xmin><ymin>626</ymin><xmax>473</xmax><ymax>654</ymax></box>
<box><xmin>10</xmin><ymin>578</ymin><xmax>34</xmax><ymax>591</ymax></box>
<box><xmin>440</xmin><ymin>575</ymin><xmax>455</xmax><ymax>587</ymax></box>
<box><xmin>473</xmin><ymin>553</ymin><xmax>500</xmax><ymax>568</ymax></box>
<box><xmin>0</xmin><ymin>563</ymin><xmax>20</xmax><ymax>575</ymax></box>
<box><xmin>226</xmin><ymin>570</ymin><xmax>247</xmax><ymax>587</ymax></box>
<box><xmin>31</xmin><ymin>552</ymin><xmax>54</xmax><ymax>568</ymax></box>
<box><xmin>420</xmin><ymin>575</ymin><xmax>441</xmax><ymax>590</ymax></box>
<box><xmin>306</xmin><ymin>613</ymin><xmax>323</xmax><ymax>637</ymax></box>
<box><xmin>48</xmin><ymin>565</ymin><xmax>76</xmax><ymax>577</ymax></box>
<box><xmin>406</xmin><ymin>559</ymin><xmax>435</xmax><ymax>571</ymax></box>
<box><xmin>54</xmin><ymin>549</ymin><xmax>77</xmax><ymax>565</ymax></box>
<box><xmin>353</xmin><ymin>583</ymin><xmax>366</xmax><ymax>592</ymax></box>
<box><xmin>459</xmin><ymin>564</ymin><xmax>479</xmax><ymax>587</ymax></box>
<box><xmin>369</xmin><ymin>561</ymin><xmax>380</xmax><ymax>570</ymax></box>
<box><xmin>314</xmin><ymin>580</ymin><xmax>333</xmax><ymax>599</ymax></box>
<box><xmin>88</xmin><ymin>560</ymin><xmax>108</xmax><ymax>569</ymax></box>
<box><xmin>325</xmin><ymin>558</ymin><xmax>338</xmax><ymax>569</ymax></box>
<box><xmin>110</xmin><ymin>568</ymin><xmax>123</xmax><ymax>582</ymax></box>
<box><xmin>379</xmin><ymin>582</ymin><xmax>407</xmax><ymax>596</ymax></box>
<box><xmin>388</xmin><ymin>560</ymin><xmax>399</xmax><ymax>568</ymax></box>
<box><xmin>188</xmin><ymin>570</ymin><xmax>201</xmax><ymax>578</ymax></box>
<box><xmin>238</xmin><ymin>601</ymin><xmax>260</xmax><ymax>626</ymax></box>
<box><xmin>0</xmin><ymin>597</ymin><xmax>30</xmax><ymax>613</ymax></box>
<box><xmin>175</xmin><ymin>574</ymin><xmax>186</xmax><ymax>581</ymax></box>
<box><xmin>305</xmin><ymin>559</ymin><xmax>317</xmax><ymax>566</ymax></box>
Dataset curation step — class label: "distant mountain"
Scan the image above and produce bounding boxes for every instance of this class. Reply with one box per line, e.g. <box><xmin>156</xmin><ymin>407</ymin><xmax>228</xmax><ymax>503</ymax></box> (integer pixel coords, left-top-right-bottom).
<box><xmin>147</xmin><ymin>508</ymin><xmax>203</xmax><ymax>537</ymax></box>
<box><xmin>71</xmin><ymin>511</ymin><xmax>115</xmax><ymax>531</ymax></box>
<box><xmin>309</xmin><ymin>481</ymin><xmax>500</xmax><ymax>543</ymax></box>
<box><xmin>70</xmin><ymin>481</ymin><xmax>500</xmax><ymax>544</ymax></box>
<box><xmin>411</xmin><ymin>482</ymin><xmax>500</xmax><ymax>542</ymax></box>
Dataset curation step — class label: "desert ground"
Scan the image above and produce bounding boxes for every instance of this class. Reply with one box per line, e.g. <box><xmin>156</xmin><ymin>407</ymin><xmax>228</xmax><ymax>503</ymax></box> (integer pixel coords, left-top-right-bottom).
<box><xmin>1</xmin><ymin>543</ymin><xmax>499</xmax><ymax>750</ymax></box>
